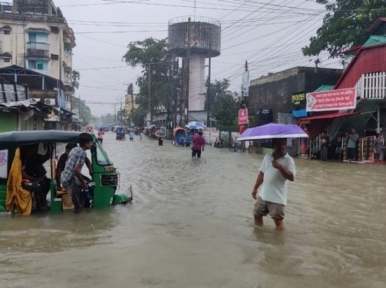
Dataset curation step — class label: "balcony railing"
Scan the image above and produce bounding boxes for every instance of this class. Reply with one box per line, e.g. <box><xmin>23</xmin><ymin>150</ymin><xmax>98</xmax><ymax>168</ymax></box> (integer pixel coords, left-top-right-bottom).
<box><xmin>356</xmin><ymin>72</ymin><xmax>386</xmax><ymax>100</ymax></box>
<box><xmin>26</xmin><ymin>42</ymin><xmax>50</xmax><ymax>59</ymax></box>
<box><xmin>63</xmin><ymin>77</ymin><xmax>72</xmax><ymax>86</ymax></box>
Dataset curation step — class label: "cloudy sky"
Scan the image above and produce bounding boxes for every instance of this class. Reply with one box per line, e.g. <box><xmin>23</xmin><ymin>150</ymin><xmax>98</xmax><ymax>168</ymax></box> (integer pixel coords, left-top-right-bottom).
<box><xmin>55</xmin><ymin>0</ymin><xmax>340</xmax><ymax>117</ymax></box>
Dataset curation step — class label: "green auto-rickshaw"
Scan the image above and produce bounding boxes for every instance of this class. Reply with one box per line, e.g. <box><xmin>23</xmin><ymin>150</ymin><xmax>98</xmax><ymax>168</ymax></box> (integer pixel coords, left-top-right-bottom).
<box><xmin>0</xmin><ymin>130</ymin><xmax>132</xmax><ymax>215</ymax></box>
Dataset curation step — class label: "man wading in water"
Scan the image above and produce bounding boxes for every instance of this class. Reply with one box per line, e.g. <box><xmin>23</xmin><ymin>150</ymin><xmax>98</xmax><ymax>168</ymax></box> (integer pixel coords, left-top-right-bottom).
<box><xmin>251</xmin><ymin>138</ymin><xmax>296</xmax><ymax>230</ymax></box>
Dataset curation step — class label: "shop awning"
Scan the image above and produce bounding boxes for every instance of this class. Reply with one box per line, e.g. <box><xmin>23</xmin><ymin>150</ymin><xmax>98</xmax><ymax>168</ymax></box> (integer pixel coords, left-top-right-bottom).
<box><xmin>298</xmin><ymin>111</ymin><xmax>360</xmax><ymax>124</ymax></box>
<box><xmin>60</xmin><ymin>107</ymin><xmax>75</xmax><ymax>115</ymax></box>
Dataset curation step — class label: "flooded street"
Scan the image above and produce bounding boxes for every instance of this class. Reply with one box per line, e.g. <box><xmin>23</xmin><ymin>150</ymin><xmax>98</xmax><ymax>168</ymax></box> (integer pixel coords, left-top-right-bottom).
<box><xmin>1</xmin><ymin>132</ymin><xmax>386</xmax><ymax>288</ymax></box>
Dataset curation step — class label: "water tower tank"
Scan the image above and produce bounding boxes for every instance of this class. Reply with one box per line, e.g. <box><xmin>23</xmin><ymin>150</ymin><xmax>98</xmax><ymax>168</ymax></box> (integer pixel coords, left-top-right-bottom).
<box><xmin>168</xmin><ymin>16</ymin><xmax>221</xmax><ymax>112</ymax></box>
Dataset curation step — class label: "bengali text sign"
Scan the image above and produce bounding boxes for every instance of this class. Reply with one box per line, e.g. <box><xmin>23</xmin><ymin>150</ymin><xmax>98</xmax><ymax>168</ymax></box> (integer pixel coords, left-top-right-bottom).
<box><xmin>306</xmin><ymin>88</ymin><xmax>356</xmax><ymax>112</ymax></box>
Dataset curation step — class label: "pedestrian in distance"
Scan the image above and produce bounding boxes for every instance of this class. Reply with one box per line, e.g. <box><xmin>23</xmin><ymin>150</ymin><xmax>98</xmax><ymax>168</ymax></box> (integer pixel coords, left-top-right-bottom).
<box><xmin>373</xmin><ymin>133</ymin><xmax>383</xmax><ymax>165</ymax></box>
<box><xmin>251</xmin><ymin>138</ymin><xmax>296</xmax><ymax>230</ymax></box>
<box><xmin>320</xmin><ymin>130</ymin><xmax>329</xmax><ymax>161</ymax></box>
<box><xmin>60</xmin><ymin>133</ymin><xmax>93</xmax><ymax>214</ymax></box>
<box><xmin>346</xmin><ymin>128</ymin><xmax>359</xmax><ymax>163</ymax></box>
<box><xmin>192</xmin><ymin>131</ymin><xmax>205</xmax><ymax>158</ymax></box>
<box><xmin>97</xmin><ymin>129</ymin><xmax>104</xmax><ymax>144</ymax></box>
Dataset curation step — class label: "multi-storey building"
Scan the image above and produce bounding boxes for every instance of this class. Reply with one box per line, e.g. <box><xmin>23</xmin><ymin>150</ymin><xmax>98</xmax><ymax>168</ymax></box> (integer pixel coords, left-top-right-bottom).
<box><xmin>0</xmin><ymin>0</ymin><xmax>76</xmax><ymax>130</ymax></box>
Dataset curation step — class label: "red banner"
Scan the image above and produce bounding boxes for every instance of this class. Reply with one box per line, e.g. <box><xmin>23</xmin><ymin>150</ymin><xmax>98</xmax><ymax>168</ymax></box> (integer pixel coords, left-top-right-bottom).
<box><xmin>238</xmin><ymin>108</ymin><xmax>249</xmax><ymax>125</ymax></box>
<box><xmin>306</xmin><ymin>88</ymin><xmax>357</xmax><ymax>112</ymax></box>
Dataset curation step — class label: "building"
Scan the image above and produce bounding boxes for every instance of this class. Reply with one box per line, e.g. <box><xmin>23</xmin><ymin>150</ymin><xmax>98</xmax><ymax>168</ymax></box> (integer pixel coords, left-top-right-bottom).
<box><xmin>0</xmin><ymin>0</ymin><xmax>76</xmax><ymax>130</ymax></box>
<box><xmin>168</xmin><ymin>16</ymin><xmax>221</xmax><ymax>121</ymax></box>
<box><xmin>0</xmin><ymin>82</ymin><xmax>52</xmax><ymax>132</ymax></box>
<box><xmin>299</xmin><ymin>18</ymin><xmax>386</xmax><ymax>139</ymax></box>
<box><xmin>248</xmin><ymin>67</ymin><xmax>342</xmax><ymax>124</ymax></box>
<box><xmin>124</xmin><ymin>92</ymin><xmax>139</xmax><ymax>125</ymax></box>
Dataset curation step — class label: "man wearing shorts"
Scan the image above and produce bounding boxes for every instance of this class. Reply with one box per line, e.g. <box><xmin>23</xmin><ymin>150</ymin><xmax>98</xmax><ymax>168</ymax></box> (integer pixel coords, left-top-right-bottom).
<box><xmin>251</xmin><ymin>138</ymin><xmax>296</xmax><ymax>230</ymax></box>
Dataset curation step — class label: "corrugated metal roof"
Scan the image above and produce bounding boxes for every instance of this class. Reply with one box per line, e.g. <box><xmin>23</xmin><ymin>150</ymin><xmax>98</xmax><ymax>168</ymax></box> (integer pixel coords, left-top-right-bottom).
<box><xmin>314</xmin><ymin>85</ymin><xmax>334</xmax><ymax>92</ymax></box>
<box><xmin>363</xmin><ymin>35</ymin><xmax>386</xmax><ymax>47</ymax></box>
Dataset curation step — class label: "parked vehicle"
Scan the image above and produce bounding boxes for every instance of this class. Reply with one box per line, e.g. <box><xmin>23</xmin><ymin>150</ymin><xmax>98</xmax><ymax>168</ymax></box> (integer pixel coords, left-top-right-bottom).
<box><xmin>0</xmin><ymin>131</ymin><xmax>132</xmax><ymax>215</ymax></box>
<box><xmin>229</xmin><ymin>141</ymin><xmax>245</xmax><ymax>152</ymax></box>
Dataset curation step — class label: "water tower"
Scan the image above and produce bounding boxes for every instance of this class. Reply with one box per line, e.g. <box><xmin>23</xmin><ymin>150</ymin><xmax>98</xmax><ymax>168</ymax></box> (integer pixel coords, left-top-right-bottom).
<box><xmin>168</xmin><ymin>16</ymin><xmax>221</xmax><ymax>115</ymax></box>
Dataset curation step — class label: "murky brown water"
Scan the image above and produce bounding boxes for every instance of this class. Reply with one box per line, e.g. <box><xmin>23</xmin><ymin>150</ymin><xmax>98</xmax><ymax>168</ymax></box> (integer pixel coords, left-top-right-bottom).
<box><xmin>1</xmin><ymin>132</ymin><xmax>386</xmax><ymax>288</ymax></box>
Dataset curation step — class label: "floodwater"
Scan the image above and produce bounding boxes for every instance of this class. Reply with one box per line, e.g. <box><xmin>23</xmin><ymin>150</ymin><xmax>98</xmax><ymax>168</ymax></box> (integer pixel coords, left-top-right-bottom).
<box><xmin>1</xmin><ymin>132</ymin><xmax>386</xmax><ymax>288</ymax></box>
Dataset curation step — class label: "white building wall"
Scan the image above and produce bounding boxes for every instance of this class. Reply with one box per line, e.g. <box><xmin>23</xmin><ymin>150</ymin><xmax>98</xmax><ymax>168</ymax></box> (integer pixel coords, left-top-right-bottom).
<box><xmin>0</xmin><ymin>21</ymin><xmax>74</xmax><ymax>82</ymax></box>
<box><xmin>189</xmin><ymin>55</ymin><xmax>206</xmax><ymax>111</ymax></box>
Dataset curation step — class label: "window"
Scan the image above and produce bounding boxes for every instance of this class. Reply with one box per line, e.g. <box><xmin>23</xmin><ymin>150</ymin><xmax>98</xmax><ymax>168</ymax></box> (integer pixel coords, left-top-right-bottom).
<box><xmin>29</xmin><ymin>60</ymin><xmax>36</xmax><ymax>69</ymax></box>
<box><xmin>51</xmin><ymin>54</ymin><xmax>59</xmax><ymax>60</ymax></box>
<box><xmin>4</xmin><ymin>30</ymin><xmax>10</xmax><ymax>35</ymax></box>
<box><xmin>37</xmin><ymin>63</ymin><xmax>43</xmax><ymax>70</ymax></box>
<box><xmin>3</xmin><ymin>58</ymin><xmax>10</xmax><ymax>63</ymax></box>
<box><xmin>50</xmin><ymin>26</ymin><xmax>59</xmax><ymax>34</ymax></box>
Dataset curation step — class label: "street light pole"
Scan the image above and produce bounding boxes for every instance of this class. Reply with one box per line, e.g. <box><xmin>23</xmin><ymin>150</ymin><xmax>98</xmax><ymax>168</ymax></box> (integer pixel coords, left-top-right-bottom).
<box><xmin>207</xmin><ymin>41</ymin><xmax>212</xmax><ymax>127</ymax></box>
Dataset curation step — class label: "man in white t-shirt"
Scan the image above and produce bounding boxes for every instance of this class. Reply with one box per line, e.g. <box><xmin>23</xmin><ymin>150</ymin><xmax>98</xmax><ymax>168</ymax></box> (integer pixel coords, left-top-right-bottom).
<box><xmin>251</xmin><ymin>138</ymin><xmax>296</xmax><ymax>230</ymax></box>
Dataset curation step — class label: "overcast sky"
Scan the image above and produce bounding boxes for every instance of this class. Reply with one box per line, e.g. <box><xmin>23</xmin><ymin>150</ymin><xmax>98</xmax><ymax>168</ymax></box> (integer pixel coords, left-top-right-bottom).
<box><xmin>55</xmin><ymin>0</ymin><xmax>340</xmax><ymax>117</ymax></box>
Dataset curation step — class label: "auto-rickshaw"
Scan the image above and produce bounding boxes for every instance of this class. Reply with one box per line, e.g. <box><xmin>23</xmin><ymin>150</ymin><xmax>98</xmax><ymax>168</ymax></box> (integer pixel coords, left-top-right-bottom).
<box><xmin>173</xmin><ymin>127</ymin><xmax>186</xmax><ymax>146</ymax></box>
<box><xmin>115</xmin><ymin>126</ymin><xmax>126</xmax><ymax>140</ymax></box>
<box><xmin>0</xmin><ymin>131</ymin><xmax>132</xmax><ymax>216</ymax></box>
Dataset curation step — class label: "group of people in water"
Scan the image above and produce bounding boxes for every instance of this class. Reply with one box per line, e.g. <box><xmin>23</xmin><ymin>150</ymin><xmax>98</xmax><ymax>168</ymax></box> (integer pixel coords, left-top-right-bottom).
<box><xmin>21</xmin><ymin>133</ymin><xmax>94</xmax><ymax>213</ymax></box>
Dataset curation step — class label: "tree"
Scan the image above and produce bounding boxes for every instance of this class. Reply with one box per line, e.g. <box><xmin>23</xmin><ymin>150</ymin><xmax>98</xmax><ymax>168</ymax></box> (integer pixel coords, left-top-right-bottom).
<box><xmin>130</xmin><ymin>107</ymin><xmax>147</xmax><ymax>127</ymax></box>
<box><xmin>210</xmin><ymin>79</ymin><xmax>240</xmax><ymax>126</ymax></box>
<box><xmin>302</xmin><ymin>0</ymin><xmax>386</xmax><ymax>58</ymax></box>
<box><xmin>123</xmin><ymin>38</ymin><xmax>172</xmax><ymax>114</ymax></box>
<box><xmin>72</xmin><ymin>70</ymin><xmax>80</xmax><ymax>92</ymax></box>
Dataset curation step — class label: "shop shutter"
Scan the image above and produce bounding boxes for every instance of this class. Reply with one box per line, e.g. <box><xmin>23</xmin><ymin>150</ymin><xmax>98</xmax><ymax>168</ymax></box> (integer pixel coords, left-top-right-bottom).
<box><xmin>0</xmin><ymin>111</ymin><xmax>17</xmax><ymax>132</ymax></box>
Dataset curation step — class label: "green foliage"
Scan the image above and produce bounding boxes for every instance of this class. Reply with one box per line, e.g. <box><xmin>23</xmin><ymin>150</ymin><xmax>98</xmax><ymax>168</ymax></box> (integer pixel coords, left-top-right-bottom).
<box><xmin>302</xmin><ymin>0</ymin><xmax>386</xmax><ymax>58</ymax></box>
<box><xmin>72</xmin><ymin>70</ymin><xmax>80</xmax><ymax>92</ymax></box>
<box><xmin>130</xmin><ymin>107</ymin><xmax>147</xmax><ymax>127</ymax></box>
<box><xmin>209</xmin><ymin>79</ymin><xmax>241</xmax><ymax>126</ymax></box>
<box><xmin>123</xmin><ymin>38</ymin><xmax>172</xmax><ymax>112</ymax></box>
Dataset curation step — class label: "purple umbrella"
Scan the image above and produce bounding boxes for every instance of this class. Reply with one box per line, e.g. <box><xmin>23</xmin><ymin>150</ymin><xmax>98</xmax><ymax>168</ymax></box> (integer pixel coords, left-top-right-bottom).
<box><xmin>237</xmin><ymin>123</ymin><xmax>308</xmax><ymax>141</ymax></box>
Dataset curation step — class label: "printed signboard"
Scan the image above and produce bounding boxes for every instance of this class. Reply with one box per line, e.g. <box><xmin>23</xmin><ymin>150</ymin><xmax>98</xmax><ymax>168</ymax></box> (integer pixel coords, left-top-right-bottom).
<box><xmin>306</xmin><ymin>88</ymin><xmax>356</xmax><ymax>112</ymax></box>
<box><xmin>292</xmin><ymin>92</ymin><xmax>306</xmax><ymax>110</ymax></box>
<box><xmin>238</xmin><ymin>108</ymin><xmax>249</xmax><ymax>125</ymax></box>
<box><xmin>241</xmin><ymin>71</ymin><xmax>250</xmax><ymax>97</ymax></box>
<box><xmin>0</xmin><ymin>150</ymin><xmax>8</xmax><ymax>179</ymax></box>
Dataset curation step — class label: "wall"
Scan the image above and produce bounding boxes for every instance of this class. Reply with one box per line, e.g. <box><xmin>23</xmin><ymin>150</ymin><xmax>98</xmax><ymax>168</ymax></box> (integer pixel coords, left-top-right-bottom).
<box><xmin>248</xmin><ymin>67</ymin><xmax>342</xmax><ymax>122</ymax></box>
<box><xmin>0</xmin><ymin>111</ymin><xmax>18</xmax><ymax>132</ymax></box>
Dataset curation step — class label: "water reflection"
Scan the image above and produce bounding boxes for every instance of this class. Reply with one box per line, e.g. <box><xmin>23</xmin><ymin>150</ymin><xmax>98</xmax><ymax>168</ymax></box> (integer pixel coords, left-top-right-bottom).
<box><xmin>1</xmin><ymin>133</ymin><xmax>386</xmax><ymax>287</ymax></box>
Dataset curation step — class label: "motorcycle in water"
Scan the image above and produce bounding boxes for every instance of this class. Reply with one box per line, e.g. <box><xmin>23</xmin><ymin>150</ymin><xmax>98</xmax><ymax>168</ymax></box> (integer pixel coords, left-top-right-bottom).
<box><xmin>213</xmin><ymin>139</ymin><xmax>224</xmax><ymax>148</ymax></box>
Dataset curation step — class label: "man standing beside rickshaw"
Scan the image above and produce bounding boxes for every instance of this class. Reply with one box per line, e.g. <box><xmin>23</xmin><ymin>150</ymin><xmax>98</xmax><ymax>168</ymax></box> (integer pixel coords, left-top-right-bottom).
<box><xmin>60</xmin><ymin>133</ymin><xmax>93</xmax><ymax>213</ymax></box>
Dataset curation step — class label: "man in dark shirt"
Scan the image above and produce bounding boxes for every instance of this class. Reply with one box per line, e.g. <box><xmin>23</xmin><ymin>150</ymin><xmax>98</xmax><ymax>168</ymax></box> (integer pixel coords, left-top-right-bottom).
<box><xmin>320</xmin><ymin>131</ymin><xmax>330</xmax><ymax>161</ymax></box>
<box><xmin>56</xmin><ymin>143</ymin><xmax>92</xmax><ymax>191</ymax></box>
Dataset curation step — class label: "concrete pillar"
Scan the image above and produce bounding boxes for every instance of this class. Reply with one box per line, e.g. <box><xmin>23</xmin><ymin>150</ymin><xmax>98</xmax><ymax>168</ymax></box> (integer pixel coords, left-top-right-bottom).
<box><xmin>59</xmin><ymin>28</ymin><xmax>63</xmax><ymax>83</ymax></box>
<box><xmin>48</xmin><ymin>0</ymin><xmax>52</xmax><ymax>16</ymax></box>
<box><xmin>189</xmin><ymin>55</ymin><xmax>205</xmax><ymax>111</ymax></box>
<box><xmin>12</xmin><ymin>0</ymin><xmax>17</xmax><ymax>13</ymax></box>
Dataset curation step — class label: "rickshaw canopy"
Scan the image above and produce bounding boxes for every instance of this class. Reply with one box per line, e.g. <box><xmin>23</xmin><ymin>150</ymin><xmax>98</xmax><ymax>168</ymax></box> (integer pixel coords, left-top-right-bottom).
<box><xmin>0</xmin><ymin>131</ymin><xmax>81</xmax><ymax>147</ymax></box>
<box><xmin>173</xmin><ymin>127</ymin><xmax>185</xmax><ymax>136</ymax></box>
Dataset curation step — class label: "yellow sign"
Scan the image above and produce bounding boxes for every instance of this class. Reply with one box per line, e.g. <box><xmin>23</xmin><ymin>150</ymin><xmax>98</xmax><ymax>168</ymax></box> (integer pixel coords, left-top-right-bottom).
<box><xmin>104</xmin><ymin>166</ymin><xmax>115</xmax><ymax>172</ymax></box>
<box><xmin>292</xmin><ymin>93</ymin><xmax>305</xmax><ymax>105</ymax></box>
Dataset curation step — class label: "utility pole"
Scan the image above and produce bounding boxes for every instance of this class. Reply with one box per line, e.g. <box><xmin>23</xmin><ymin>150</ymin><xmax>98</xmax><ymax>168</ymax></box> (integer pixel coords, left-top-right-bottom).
<box><xmin>185</xmin><ymin>17</ymin><xmax>191</xmax><ymax>124</ymax></box>
<box><xmin>207</xmin><ymin>41</ymin><xmax>212</xmax><ymax>127</ymax></box>
<box><xmin>148</xmin><ymin>63</ymin><xmax>152</xmax><ymax>124</ymax></box>
<box><xmin>120</xmin><ymin>98</ymin><xmax>123</xmax><ymax>124</ymax></box>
